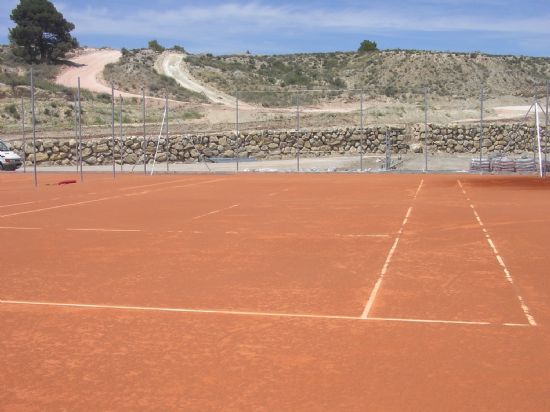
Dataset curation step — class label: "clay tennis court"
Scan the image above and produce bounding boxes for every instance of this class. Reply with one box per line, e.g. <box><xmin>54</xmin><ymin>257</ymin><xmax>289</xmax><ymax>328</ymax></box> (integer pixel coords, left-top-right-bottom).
<box><xmin>1</xmin><ymin>173</ymin><xmax>549</xmax><ymax>410</ymax></box>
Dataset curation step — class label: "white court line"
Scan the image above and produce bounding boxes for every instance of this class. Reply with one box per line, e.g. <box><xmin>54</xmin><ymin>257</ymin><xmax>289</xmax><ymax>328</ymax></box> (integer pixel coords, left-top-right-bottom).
<box><xmin>361</xmin><ymin>179</ymin><xmax>424</xmax><ymax>319</ymax></box>
<box><xmin>191</xmin><ymin>204</ymin><xmax>239</xmax><ymax>220</ymax></box>
<box><xmin>0</xmin><ymin>299</ymin><xmax>530</xmax><ymax>327</ymax></box>
<box><xmin>0</xmin><ymin>226</ymin><xmax>42</xmax><ymax>230</ymax></box>
<box><xmin>0</xmin><ymin>201</ymin><xmax>36</xmax><ymax>209</ymax></box>
<box><xmin>118</xmin><ymin>179</ymin><xmax>188</xmax><ymax>191</ymax></box>
<box><xmin>66</xmin><ymin>228</ymin><xmax>143</xmax><ymax>233</ymax></box>
<box><xmin>0</xmin><ymin>178</ymin><xmax>226</xmax><ymax>219</ymax></box>
<box><xmin>335</xmin><ymin>234</ymin><xmax>391</xmax><ymax>238</ymax></box>
<box><xmin>457</xmin><ymin>180</ymin><xmax>537</xmax><ymax>327</ymax></box>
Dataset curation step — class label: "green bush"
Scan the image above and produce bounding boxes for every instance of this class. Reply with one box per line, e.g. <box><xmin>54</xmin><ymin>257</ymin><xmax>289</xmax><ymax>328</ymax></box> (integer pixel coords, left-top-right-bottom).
<box><xmin>358</xmin><ymin>40</ymin><xmax>378</xmax><ymax>53</ymax></box>
<box><xmin>4</xmin><ymin>103</ymin><xmax>19</xmax><ymax>119</ymax></box>
<box><xmin>148</xmin><ymin>40</ymin><xmax>165</xmax><ymax>53</ymax></box>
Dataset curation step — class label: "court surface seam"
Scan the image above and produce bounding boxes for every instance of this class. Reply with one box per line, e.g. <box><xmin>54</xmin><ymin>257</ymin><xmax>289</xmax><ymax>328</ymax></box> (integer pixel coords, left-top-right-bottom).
<box><xmin>0</xmin><ymin>299</ymin><xmax>530</xmax><ymax>327</ymax></box>
<box><xmin>457</xmin><ymin>179</ymin><xmax>537</xmax><ymax>326</ymax></box>
<box><xmin>361</xmin><ymin>178</ymin><xmax>424</xmax><ymax>319</ymax></box>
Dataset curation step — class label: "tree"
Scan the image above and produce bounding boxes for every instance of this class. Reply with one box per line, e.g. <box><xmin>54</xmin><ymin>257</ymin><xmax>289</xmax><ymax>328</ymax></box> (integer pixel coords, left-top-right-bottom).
<box><xmin>148</xmin><ymin>40</ymin><xmax>165</xmax><ymax>53</ymax></box>
<box><xmin>9</xmin><ymin>0</ymin><xmax>78</xmax><ymax>63</ymax></box>
<box><xmin>358</xmin><ymin>40</ymin><xmax>378</xmax><ymax>53</ymax></box>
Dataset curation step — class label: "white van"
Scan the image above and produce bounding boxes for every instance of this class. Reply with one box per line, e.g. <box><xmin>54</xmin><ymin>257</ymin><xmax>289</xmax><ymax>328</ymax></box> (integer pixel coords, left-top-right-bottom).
<box><xmin>0</xmin><ymin>140</ymin><xmax>23</xmax><ymax>171</ymax></box>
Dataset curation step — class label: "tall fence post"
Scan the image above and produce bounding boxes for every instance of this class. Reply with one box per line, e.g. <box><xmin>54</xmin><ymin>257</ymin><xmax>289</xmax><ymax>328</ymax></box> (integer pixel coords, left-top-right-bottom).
<box><xmin>165</xmin><ymin>95</ymin><xmax>169</xmax><ymax>172</ymax></box>
<box><xmin>424</xmin><ymin>87</ymin><xmax>429</xmax><ymax>172</ymax></box>
<box><xmin>479</xmin><ymin>86</ymin><xmax>484</xmax><ymax>167</ymax></box>
<box><xmin>385</xmin><ymin>129</ymin><xmax>391</xmax><ymax>170</ymax></box>
<box><xmin>21</xmin><ymin>95</ymin><xmax>26</xmax><ymax>173</ymax></box>
<box><xmin>77</xmin><ymin>76</ymin><xmax>83</xmax><ymax>182</ymax></box>
<box><xmin>30</xmin><ymin>66</ymin><xmax>37</xmax><ymax>187</ymax></box>
<box><xmin>143</xmin><ymin>88</ymin><xmax>147</xmax><ymax>175</ymax></box>
<box><xmin>297</xmin><ymin>151</ymin><xmax>300</xmax><ymax>172</ymax></box>
<box><xmin>111</xmin><ymin>85</ymin><xmax>116</xmax><ymax>178</ymax></box>
<box><xmin>119</xmin><ymin>95</ymin><xmax>123</xmax><ymax>172</ymax></box>
<box><xmin>545</xmin><ymin>80</ymin><xmax>549</xmax><ymax>176</ymax></box>
<box><xmin>296</xmin><ymin>93</ymin><xmax>300</xmax><ymax>132</ymax></box>
<box><xmin>236</xmin><ymin>92</ymin><xmax>239</xmax><ymax>172</ymax></box>
<box><xmin>360</xmin><ymin>90</ymin><xmax>364</xmax><ymax>171</ymax></box>
<box><xmin>74</xmin><ymin>93</ymin><xmax>78</xmax><ymax>174</ymax></box>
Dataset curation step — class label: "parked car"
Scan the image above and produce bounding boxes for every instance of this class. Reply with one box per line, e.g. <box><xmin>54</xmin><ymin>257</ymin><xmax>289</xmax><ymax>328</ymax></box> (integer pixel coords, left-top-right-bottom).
<box><xmin>0</xmin><ymin>140</ymin><xmax>23</xmax><ymax>171</ymax></box>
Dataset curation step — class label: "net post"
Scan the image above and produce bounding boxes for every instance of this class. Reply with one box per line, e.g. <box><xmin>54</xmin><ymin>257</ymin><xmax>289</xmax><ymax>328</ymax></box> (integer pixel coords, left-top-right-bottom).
<box><xmin>111</xmin><ymin>84</ymin><xmax>116</xmax><ymax>178</ymax></box>
<box><xmin>21</xmin><ymin>94</ymin><xmax>26</xmax><ymax>173</ymax></box>
<box><xmin>30</xmin><ymin>66</ymin><xmax>37</xmax><ymax>187</ymax></box>
<box><xmin>78</xmin><ymin>76</ymin><xmax>83</xmax><ymax>182</ymax></box>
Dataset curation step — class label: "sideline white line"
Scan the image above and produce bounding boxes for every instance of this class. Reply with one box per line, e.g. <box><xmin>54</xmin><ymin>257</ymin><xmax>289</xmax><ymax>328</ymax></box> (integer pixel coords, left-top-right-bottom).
<box><xmin>66</xmin><ymin>228</ymin><xmax>143</xmax><ymax>233</ymax></box>
<box><xmin>0</xmin><ymin>299</ymin><xmax>529</xmax><ymax>327</ymax></box>
<box><xmin>191</xmin><ymin>204</ymin><xmax>239</xmax><ymax>220</ymax></box>
<box><xmin>0</xmin><ymin>201</ymin><xmax>36</xmax><ymax>209</ymax></box>
<box><xmin>361</xmin><ymin>179</ymin><xmax>424</xmax><ymax>319</ymax></box>
<box><xmin>457</xmin><ymin>180</ymin><xmax>537</xmax><ymax>327</ymax></box>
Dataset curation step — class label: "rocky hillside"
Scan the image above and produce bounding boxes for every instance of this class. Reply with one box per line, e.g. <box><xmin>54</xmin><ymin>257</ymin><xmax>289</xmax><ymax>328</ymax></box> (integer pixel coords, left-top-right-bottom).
<box><xmin>185</xmin><ymin>50</ymin><xmax>550</xmax><ymax>105</ymax></box>
<box><xmin>103</xmin><ymin>48</ymin><xmax>206</xmax><ymax>102</ymax></box>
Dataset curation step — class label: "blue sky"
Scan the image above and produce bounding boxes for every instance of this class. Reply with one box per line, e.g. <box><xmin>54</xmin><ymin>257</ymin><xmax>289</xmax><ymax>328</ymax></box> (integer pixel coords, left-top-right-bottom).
<box><xmin>1</xmin><ymin>0</ymin><xmax>549</xmax><ymax>56</ymax></box>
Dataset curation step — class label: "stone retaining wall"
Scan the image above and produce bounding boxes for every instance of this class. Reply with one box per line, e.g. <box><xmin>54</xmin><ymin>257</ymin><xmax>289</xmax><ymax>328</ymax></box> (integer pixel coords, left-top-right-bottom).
<box><xmin>7</xmin><ymin>123</ymin><xmax>544</xmax><ymax>166</ymax></box>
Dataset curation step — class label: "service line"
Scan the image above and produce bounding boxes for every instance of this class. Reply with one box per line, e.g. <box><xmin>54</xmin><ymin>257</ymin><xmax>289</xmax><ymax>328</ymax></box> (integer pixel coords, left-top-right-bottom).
<box><xmin>457</xmin><ymin>179</ymin><xmax>537</xmax><ymax>327</ymax></box>
<box><xmin>0</xmin><ymin>298</ymin><xmax>529</xmax><ymax>327</ymax></box>
<box><xmin>361</xmin><ymin>178</ymin><xmax>424</xmax><ymax>319</ymax></box>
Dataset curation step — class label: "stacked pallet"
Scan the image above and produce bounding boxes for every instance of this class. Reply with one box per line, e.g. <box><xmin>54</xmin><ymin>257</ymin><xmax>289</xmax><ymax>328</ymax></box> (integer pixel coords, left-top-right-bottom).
<box><xmin>515</xmin><ymin>158</ymin><xmax>537</xmax><ymax>172</ymax></box>
<box><xmin>470</xmin><ymin>158</ymin><xmax>491</xmax><ymax>172</ymax></box>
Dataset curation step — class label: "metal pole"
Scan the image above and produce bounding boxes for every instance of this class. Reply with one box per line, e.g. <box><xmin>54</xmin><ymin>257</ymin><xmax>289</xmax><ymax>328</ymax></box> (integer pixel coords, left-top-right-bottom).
<box><xmin>143</xmin><ymin>88</ymin><xmax>147</xmax><ymax>174</ymax></box>
<box><xmin>111</xmin><ymin>84</ymin><xmax>116</xmax><ymax>178</ymax></box>
<box><xmin>296</xmin><ymin>94</ymin><xmax>300</xmax><ymax>132</ymax></box>
<box><xmin>535</xmin><ymin>99</ymin><xmax>543</xmax><ymax>178</ymax></box>
<box><xmin>360</xmin><ymin>91</ymin><xmax>364</xmax><ymax>171</ymax></box>
<box><xmin>30</xmin><ymin>66</ymin><xmax>37</xmax><ymax>187</ymax></box>
<box><xmin>533</xmin><ymin>96</ymin><xmax>537</xmax><ymax>164</ymax></box>
<box><xmin>119</xmin><ymin>95</ymin><xmax>123</xmax><ymax>172</ymax></box>
<box><xmin>74</xmin><ymin>94</ymin><xmax>78</xmax><ymax>174</ymax></box>
<box><xmin>21</xmin><ymin>95</ymin><xmax>26</xmax><ymax>173</ymax></box>
<box><xmin>236</xmin><ymin>93</ymin><xmax>239</xmax><ymax>172</ymax></box>
<box><xmin>297</xmin><ymin>151</ymin><xmax>300</xmax><ymax>172</ymax></box>
<box><xmin>385</xmin><ymin>130</ymin><xmax>390</xmax><ymax>170</ymax></box>
<box><xmin>166</xmin><ymin>95</ymin><xmax>169</xmax><ymax>172</ymax></box>
<box><xmin>545</xmin><ymin>80</ymin><xmax>549</xmax><ymax>176</ymax></box>
<box><xmin>424</xmin><ymin>87</ymin><xmax>429</xmax><ymax>172</ymax></box>
<box><xmin>78</xmin><ymin>77</ymin><xmax>83</xmax><ymax>182</ymax></box>
<box><xmin>479</xmin><ymin>86</ymin><xmax>484</xmax><ymax>166</ymax></box>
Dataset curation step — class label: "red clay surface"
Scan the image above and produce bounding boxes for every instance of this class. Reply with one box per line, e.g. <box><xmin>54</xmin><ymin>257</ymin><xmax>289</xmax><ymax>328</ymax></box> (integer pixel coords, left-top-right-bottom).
<box><xmin>1</xmin><ymin>172</ymin><xmax>549</xmax><ymax>411</ymax></box>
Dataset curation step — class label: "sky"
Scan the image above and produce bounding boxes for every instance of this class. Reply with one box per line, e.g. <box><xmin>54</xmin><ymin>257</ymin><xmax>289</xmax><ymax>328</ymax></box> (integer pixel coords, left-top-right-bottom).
<box><xmin>1</xmin><ymin>0</ymin><xmax>549</xmax><ymax>56</ymax></box>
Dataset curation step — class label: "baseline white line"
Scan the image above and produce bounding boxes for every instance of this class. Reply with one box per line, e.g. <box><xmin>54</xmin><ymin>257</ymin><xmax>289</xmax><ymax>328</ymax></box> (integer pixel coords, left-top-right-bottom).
<box><xmin>0</xmin><ymin>299</ymin><xmax>530</xmax><ymax>327</ymax></box>
<box><xmin>335</xmin><ymin>234</ymin><xmax>391</xmax><ymax>238</ymax></box>
<box><xmin>0</xmin><ymin>226</ymin><xmax>42</xmax><ymax>230</ymax></box>
<box><xmin>66</xmin><ymin>228</ymin><xmax>143</xmax><ymax>233</ymax></box>
<box><xmin>361</xmin><ymin>179</ymin><xmax>424</xmax><ymax>319</ymax></box>
<box><xmin>0</xmin><ymin>299</ymin><xmax>359</xmax><ymax>321</ymax></box>
<box><xmin>457</xmin><ymin>180</ymin><xmax>537</xmax><ymax>327</ymax></box>
<box><xmin>0</xmin><ymin>178</ymin><xmax>227</xmax><ymax>219</ymax></box>
<box><xmin>191</xmin><ymin>204</ymin><xmax>239</xmax><ymax>220</ymax></box>
<box><xmin>0</xmin><ymin>201</ymin><xmax>36</xmax><ymax>209</ymax></box>
<box><xmin>368</xmin><ymin>316</ymin><xmax>491</xmax><ymax>326</ymax></box>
